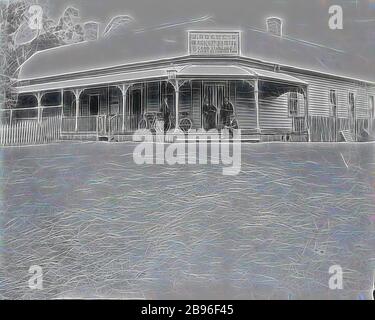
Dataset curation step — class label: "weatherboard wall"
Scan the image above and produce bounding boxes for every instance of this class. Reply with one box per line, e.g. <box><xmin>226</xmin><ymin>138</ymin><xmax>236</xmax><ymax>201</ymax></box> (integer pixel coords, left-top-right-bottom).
<box><xmin>284</xmin><ymin>70</ymin><xmax>371</xmax><ymax>120</ymax></box>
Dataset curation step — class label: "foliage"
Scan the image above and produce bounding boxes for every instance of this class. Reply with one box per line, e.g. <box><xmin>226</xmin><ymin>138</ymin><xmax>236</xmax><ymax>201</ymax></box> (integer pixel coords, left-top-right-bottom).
<box><xmin>0</xmin><ymin>0</ymin><xmax>134</xmax><ymax>111</ymax></box>
<box><xmin>0</xmin><ymin>1</ymin><xmax>98</xmax><ymax>109</ymax></box>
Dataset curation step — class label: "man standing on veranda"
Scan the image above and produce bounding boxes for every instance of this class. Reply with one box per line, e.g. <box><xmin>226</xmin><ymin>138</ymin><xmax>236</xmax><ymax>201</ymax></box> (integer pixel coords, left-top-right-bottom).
<box><xmin>159</xmin><ymin>97</ymin><xmax>171</xmax><ymax>132</ymax></box>
<box><xmin>220</xmin><ymin>97</ymin><xmax>234</xmax><ymax>128</ymax></box>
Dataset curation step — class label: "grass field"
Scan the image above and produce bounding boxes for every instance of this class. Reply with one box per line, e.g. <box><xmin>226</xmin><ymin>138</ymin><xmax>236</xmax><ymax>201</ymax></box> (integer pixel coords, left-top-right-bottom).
<box><xmin>0</xmin><ymin>141</ymin><xmax>374</xmax><ymax>299</ymax></box>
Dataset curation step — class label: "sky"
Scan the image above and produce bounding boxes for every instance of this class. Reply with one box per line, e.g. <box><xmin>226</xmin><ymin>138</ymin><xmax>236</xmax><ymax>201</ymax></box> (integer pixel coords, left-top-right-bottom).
<box><xmin>39</xmin><ymin>0</ymin><xmax>375</xmax><ymax>59</ymax></box>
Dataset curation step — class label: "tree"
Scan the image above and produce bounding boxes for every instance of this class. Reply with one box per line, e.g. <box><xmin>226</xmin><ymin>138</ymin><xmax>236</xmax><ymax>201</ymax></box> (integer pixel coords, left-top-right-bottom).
<box><xmin>0</xmin><ymin>1</ymin><xmax>133</xmax><ymax>116</ymax></box>
<box><xmin>0</xmin><ymin>1</ymin><xmax>96</xmax><ymax>112</ymax></box>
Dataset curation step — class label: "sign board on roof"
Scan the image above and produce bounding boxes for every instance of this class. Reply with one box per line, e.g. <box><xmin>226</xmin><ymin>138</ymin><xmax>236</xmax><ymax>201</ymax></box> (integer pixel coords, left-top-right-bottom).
<box><xmin>188</xmin><ymin>31</ymin><xmax>241</xmax><ymax>56</ymax></box>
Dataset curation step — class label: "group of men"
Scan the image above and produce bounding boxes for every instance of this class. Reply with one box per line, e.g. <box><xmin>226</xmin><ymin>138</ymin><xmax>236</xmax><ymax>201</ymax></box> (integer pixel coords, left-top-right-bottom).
<box><xmin>159</xmin><ymin>97</ymin><xmax>234</xmax><ymax>131</ymax></box>
<box><xmin>202</xmin><ymin>97</ymin><xmax>234</xmax><ymax>130</ymax></box>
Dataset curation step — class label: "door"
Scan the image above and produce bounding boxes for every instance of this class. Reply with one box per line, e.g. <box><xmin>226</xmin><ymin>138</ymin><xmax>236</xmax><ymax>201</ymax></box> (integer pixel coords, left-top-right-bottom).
<box><xmin>203</xmin><ymin>83</ymin><xmax>226</xmax><ymax>129</ymax></box>
<box><xmin>348</xmin><ymin>92</ymin><xmax>356</xmax><ymax>136</ymax></box>
<box><xmin>129</xmin><ymin>89</ymin><xmax>143</xmax><ymax>131</ymax></box>
<box><xmin>89</xmin><ymin>95</ymin><xmax>99</xmax><ymax>116</ymax></box>
<box><xmin>369</xmin><ymin>95</ymin><xmax>375</xmax><ymax>132</ymax></box>
<box><xmin>86</xmin><ymin>95</ymin><xmax>99</xmax><ymax>132</ymax></box>
<box><xmin>329</xmin><ymin>89</ymin><xmax>338</xmax><ymax>141</ymax></box>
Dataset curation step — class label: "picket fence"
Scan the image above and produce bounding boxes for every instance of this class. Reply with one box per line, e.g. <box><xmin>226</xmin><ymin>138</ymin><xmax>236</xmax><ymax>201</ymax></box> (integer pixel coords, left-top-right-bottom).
<box><xmin>0</xmin><ymin>116</ymin><xmax>62</xmax><ymax>146</ymax></box>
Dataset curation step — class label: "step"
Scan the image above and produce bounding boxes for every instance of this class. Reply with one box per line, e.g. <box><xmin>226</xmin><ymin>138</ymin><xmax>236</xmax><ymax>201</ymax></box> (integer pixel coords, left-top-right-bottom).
<box><xmin>340</xmin><ymin>130</ymin><xmax>355</xmax><ymax>142</ymax></box>
<box><xmin>98</xmin><ymin>136</ymin><xmax>109</xmax><ymax>142</ymax></box>
<box><xmin>176</xmin><ymin>136</ymin><xmax>261</xmax><ymax>143</ymax></box>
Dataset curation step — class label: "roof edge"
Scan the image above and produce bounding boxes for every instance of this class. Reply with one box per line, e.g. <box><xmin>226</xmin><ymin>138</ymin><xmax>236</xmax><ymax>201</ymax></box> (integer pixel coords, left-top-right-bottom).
<box><xmin>17</xmin><ymin>54</ymin><xmax>375</xmax><ymax>89</ymax></box>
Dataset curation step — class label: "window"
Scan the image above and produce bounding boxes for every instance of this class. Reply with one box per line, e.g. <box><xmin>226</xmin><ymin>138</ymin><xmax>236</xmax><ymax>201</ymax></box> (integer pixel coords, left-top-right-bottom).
<box><xmin>147</xmin><ymin>82</ymin><xmax>160</xmax><ymax>110</ymax></box>
<box><xmin>41</xmin><ymin>92</ymin><xmax>61</xmax><ymax>106</ymax></box>
<box><xmin>288</xmin><ymin>91</ymin><xmax>298</xmax><ymax>117</ymax></box>
<box><xmin>62</xmin><ymin>91</ymin><xmax>75</xmax><ymax>117</ymax></box>
<box><xmin>348</xmin><ymin>92</ymin><xmax>355</xmax><ymax>117</ymax></box>
<box><xmin>329</xmin><ymin>89</ymin><xmax>337</xmax><ymax>117</ymax></box>
<box><xmin>369</xmin><ymin>95</ymin><xmax>375</xmax><ymax>119</ymax></box>
<box><xmin>109</xmin><ymin>87</ymin><xmax>120</xmax><ymax>115</ymax></box>
<box><xmin>180</xmin><ymin>82</ymin><xmax>192</xmax><ymax>113</ymax></box>
<box><xmin>161</xmin><ymin>82</ymin><xmax>175</xmax><ymax>114</ymax></box>
<box><xmin>89</xmin><ymin>95</ymin><xmax>99</xmax><ymax>116</ymax></box>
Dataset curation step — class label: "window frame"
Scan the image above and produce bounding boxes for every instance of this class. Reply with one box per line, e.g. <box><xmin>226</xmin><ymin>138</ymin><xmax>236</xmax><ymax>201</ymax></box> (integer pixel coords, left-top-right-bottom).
<box><xmin>288</xmin><ymin>91</ymin><xmax>299</xmax><ymax>117</ymax></box>
<box><xmin>348</xmin><ymin>91</ymin><xmax>356</xmax><ymax>118</ymax></box>
<box><xmin>369</xmin><ymin>95</ymin><xmax>375</xmax><ymax>119</ymax></box>
<box><xmin>329</xmin><ymin>89</ymin><xmax>338</xmax><ymax>118</ymax></box>
<box><xmin>88</xmin><ymin>94</ymin><xmax>100</xmax><ymax>116</ymax></box>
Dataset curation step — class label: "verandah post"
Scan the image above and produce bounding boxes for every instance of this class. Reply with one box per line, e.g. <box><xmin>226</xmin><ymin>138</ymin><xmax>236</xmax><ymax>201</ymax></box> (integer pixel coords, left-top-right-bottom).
<box><xmin>119</xmin><ymin>84</ymin><xmax>130</xmax><ymax>132</ymax></box>
<box><xmin>122</xmin><ymin>87</ymin><xmax>126</xmax><ymax>132</ymax></box>
<box><xmin>167</xmin><ymin>68</ymin><xmax>181</xmax><ymax>131</ymax></box>
<box><xmin>75</xmin><ymin>94</ymin><xmax>79</xmax><ymax>132</ymax></box>
<box><xmin>61</xmin><ymin>89</ymin><xmax>64</xmax><ymax>117</ymax></box>
<box><xmin>175</xmin><ymin>86</ymin><xmax>180</xmax><ymax>130</ymax></box>
<box><xmin>36</xmin><ymin>92</ymin><xmax>42</xmax><ymax>124</ymax></box>
<box><xmin>303</xmin><ymin>85</ymin><xmax>310</xmax><ymax>142</ymax></box>
<box><xmin>254</xmin><ymin>79</ymin><xmax>260</xmax><ymax>132</ymax></box>
<box><xmin>74</xmin><ymin>89</ymin><xmax>82</xmax><ymax>132</ymax></box>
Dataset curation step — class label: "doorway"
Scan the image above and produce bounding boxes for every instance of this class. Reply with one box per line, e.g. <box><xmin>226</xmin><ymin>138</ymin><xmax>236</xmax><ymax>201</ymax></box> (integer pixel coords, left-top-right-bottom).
<box><xmin>202</xmin><ymin>83</ymin><xmax>226</xmax><ymax>129</ymax></box>
<box><xmin>348</xmin><ymin>92</ymin><xmax>356</xmax><ymax>136</ymax></box>
<box><xmin>129</xmin><ymin>88</ymin><xmax>143</xmax><ymax>131</ymax></box>
<box><xmin>369</xmin><ymin>95</ymin><xmax>375</xmax><ymax>132</ymax></box>
<box><xmin>89</xmin><ymin>95</ymin><xmax>99</xmax><ymax>116</ymax></box>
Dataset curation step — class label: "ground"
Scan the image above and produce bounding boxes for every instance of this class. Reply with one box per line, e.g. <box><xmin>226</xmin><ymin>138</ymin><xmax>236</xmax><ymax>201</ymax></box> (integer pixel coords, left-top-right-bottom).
<box><xmin>0</xmin><ymin>141</ymin><xmax>374</xmax><ymax>299</ymax></box>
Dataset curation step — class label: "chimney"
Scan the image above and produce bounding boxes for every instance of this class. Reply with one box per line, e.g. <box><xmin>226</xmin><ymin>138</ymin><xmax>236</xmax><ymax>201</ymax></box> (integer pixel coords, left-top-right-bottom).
<box><xmin>83</xmin><ymin>22</ymin><xmax>100</xmax><ymax>41</ymax></box>
<box><xmin>266</xmin><ymin>17</ymin><xmax>283</xmax><ymax>37</ymax></box>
